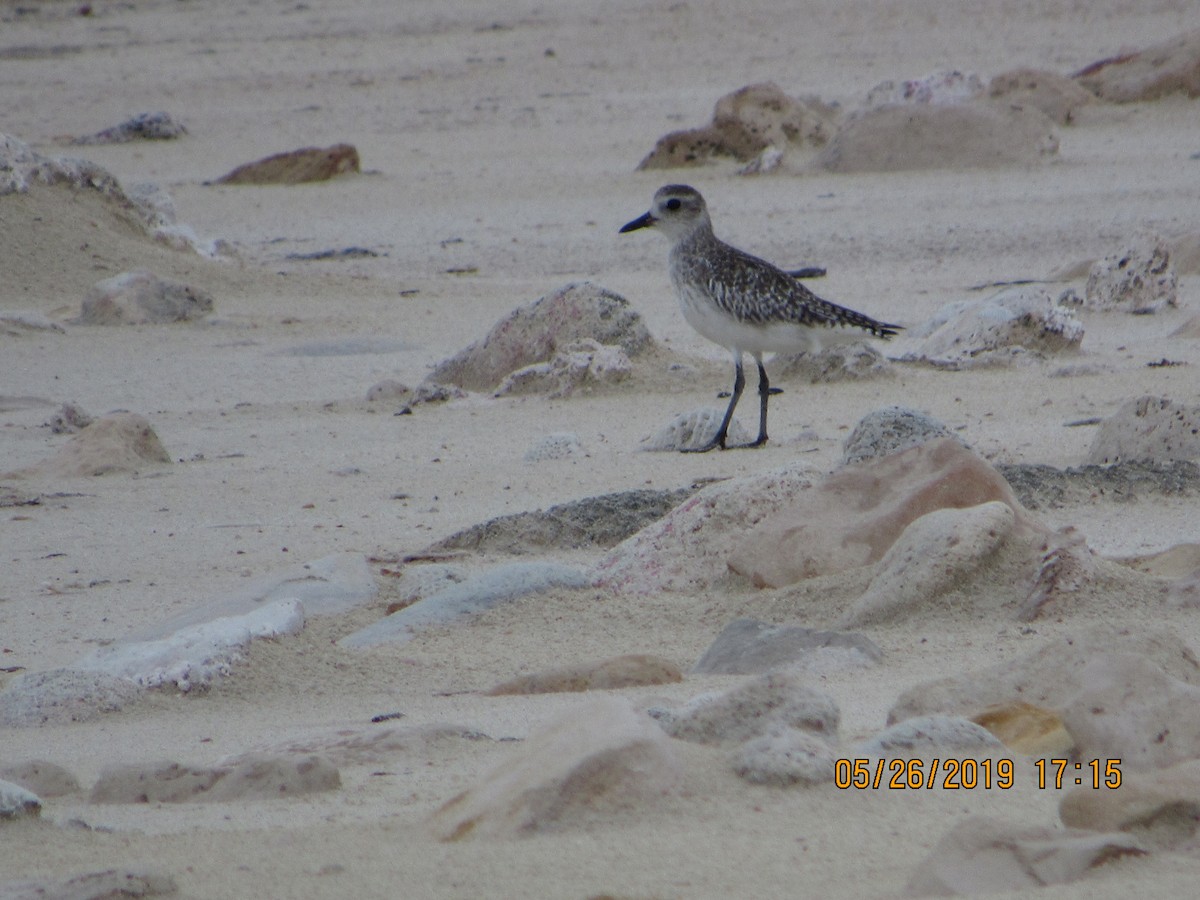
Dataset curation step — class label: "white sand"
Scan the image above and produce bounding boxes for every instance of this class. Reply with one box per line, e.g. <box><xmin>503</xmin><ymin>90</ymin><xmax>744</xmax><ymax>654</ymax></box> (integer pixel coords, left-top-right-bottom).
<box><xmin>3</xmin><ymin>0</ymin><xmax>1200</xmax><ymax>896</ymax></box>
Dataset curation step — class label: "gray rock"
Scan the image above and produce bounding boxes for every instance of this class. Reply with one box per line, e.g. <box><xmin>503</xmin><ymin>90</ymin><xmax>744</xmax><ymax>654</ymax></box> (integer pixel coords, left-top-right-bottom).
<box><xmin>842</xmin><ymin>406</ymin><xmax>959</xmax><ymax>464</ymax></box>
<box><xmin>732</xmin><ymin>727</ymin><xmax>837</xmax><ymax>786</ymax></box>
<box><xmin>655</xmin><ymin>671</ymin><xmax>839</xmax><ymax>746</ymax></box>
<box><xmin>905</xmin><ymin>815</ymin><xmax>1144</xmax><ymax>896</ymax></box>
<box><xmin>1086</xmin><ymin>396</ymin><xmax>1200</xmax><ymax>465</ymax></box>
<box><xmin>640</xmin><ymin>406</ymin><xmax>752</xmax><ymax>452</ymax></box>
<box><xmin>523</xmin><ymin>432</ymin><xmax>584</xmax><ymax>461</ymax></box>
<box><xmin>75</xmin><ymin>270</ymin><xmax>213</xmax><ymax>325</ymax></box>
<box><xmin>1084</xmin><ymin>235</ymin><xmax>1178</xmax><ymax>313</ymax></box>
<box><xmin>853</xmin><ymin>715</ymin><xmax>1004</xmax><ymax>758</ymax></box>
<box><xmin>365</xmin><ymin>378</ymin><xmax>412</xmax><ymax>403</ymax></box>
<box><xmin>692</xmin><ymin>618</ymin><xmax>882</xmax><ymax>675</ymax></box>
<box><xmin>0</xmin><ymin>779</ymin><xmax>41</xmax><ymax>820</ymax></box>
<box><xmin>997</xmin><ymin>458</ymin><xmax>1200</xmax><ymax>510</ymax></box>
<box><xmin>429</xmin><ymin>487</ymin><xmax>696</xmax><ymax>554</ymax></box>
<box><xmin>0</xmin><ymin>669</ymin><xmax>143</xmax><ymax>728</ymax></box>
<box><xmin>428</xmin><ymin>282</ymin><xmax>652</xmax><ymax>392</ymax></box>
<box><xmin>46</xmin><ymin>402</ymin><xmax>94</xmax><ymax>434</ymax></box>
<box><xmin>0</xmin><ymin>760</ymin><xmax>81</xmax><ymax>797</ymax></box>
<box><xmin>0</xmin><ymin>870</ymin><xmax>177</xmax><ymax>900</ymax></box>
<box><xmin>865</xmin><ymin>70</ymin><xmax>984</xmax><ymax>106</ymax></box>
<box><xmin>72</xmin><ymin>111</ymin><xmax>187</xmax><ymax>144</ymax></box>
<box><xmin>340</xmin><ymin>562</ymin><xmax>590</xmax><ymax>649</ymax></box>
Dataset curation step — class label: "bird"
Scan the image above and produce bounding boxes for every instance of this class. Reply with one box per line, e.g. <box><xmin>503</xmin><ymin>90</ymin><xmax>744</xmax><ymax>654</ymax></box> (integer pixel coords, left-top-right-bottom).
<box><xmin>620</xmin><ymin>184</ymin><xmax>901</xmax><ymax>452</ymax></box>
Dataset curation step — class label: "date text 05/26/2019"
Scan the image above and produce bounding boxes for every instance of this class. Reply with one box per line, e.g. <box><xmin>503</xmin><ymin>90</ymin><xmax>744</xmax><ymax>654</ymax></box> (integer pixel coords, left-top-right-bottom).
<box><xmin>833</xmin><ymin>758</ymin><xmax>1123</xmax><ymax>791</ymax></box>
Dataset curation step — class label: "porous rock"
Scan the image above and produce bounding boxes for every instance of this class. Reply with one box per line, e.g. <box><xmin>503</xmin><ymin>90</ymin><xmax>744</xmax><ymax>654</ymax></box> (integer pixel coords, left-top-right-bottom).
<box><xmin>842</xmin><ymin>406</ymin><xmax>959</xmax><ymax>465</ymax></box>
<box><xmin>72</xmin><ymin>111</ymin><xmax>187</xmax><ymax>144</ymax></box>
<box><xmin>593</xmin><ymin>463</ymin><xmax>814</xmax><ymax>594</ymax></box>
<box><xmin>1086</xmin><ymin>396</ymin><xmax>1200</xmax><ymax>465</ymax></box>
<box><xmin>905</xmin><ymin>816</ymin><xmax>1144</xmax><ymax>897</ymax></box>
<box><xmin>429</xmin><ymin>696</ymin><xmax>679</xmax><ymax>840</ymax></box>
<box><xmin>817</xmin><ymin>102</ymin><xmax>1059</xmax><ymax>173</ymax></box>
<box><xmin>838</xmin><ymin>501</ymin><xmax>1016</xmax><ymax>627</ymax></box>
<box><xmin>732</xmin><ymin>727</ymin><xmax>836</xmax><ymax>786</ymax></box>
<box><xmin>47</xmin><ymin>402</ymin><xmax>94</xmax><ymax>434</ymax></box>
<box><xmin>1060</xmin><ymin>758</ymin><xmax>1200</xmax><ymax>849</ymax></box>
<box><xmin>865</xmin><ymin>70</ymin><xmax>984</xmax><ymax>107</ymax></box>
<box><xmin>1075</xmin><ymin>28</ymin><xmax>1200</xmax><ymax>103</ymax></box>
<box><xmin>494</xmin><ymin>339</ymin><xmax>632</xmax><ymax>398</ymax></box>
<box><xmin>487</xmin><ymin>654</ymin><xmax>683</xmax><ymax>695</ymax></box>
<box><xmin>0</xmin><ymin>668</ymin><xmax>143</xmax><ymax>727</ymax></box>
<box><xmin>640</xmin><ymin>406</ymin><xmax>753</xmax><ymax>452</ymax></box>
<box><xmin>988</xmin><ymin>68</ymin><xmax>1096</xmax><ymax>124</ymax></box>
<box><xmin>1084</xmin><ymin>236</ymin><xmax>1177</xmax><ymax>313</ymax></box>
<box><xmin>654</xmin><ymin>670</ymin><xmax>839</xmax><ymax>746</ymax></box>
<box><xmin>852</xmin><ymin>715</ymin><xmax>1004</xmax><ymax>759</ymax></box>
<box><xmin>692</xmin><ymin>618</ymin><xmax>882</xmax><ymax>675</ymax></box>
<box><xmin>773</xmin><ymin>341</ymin><xmax>893</xmax><ymax>383</ymax></box>
<box><xmin>637</xmin><ymin>81</ymin><xmax>839</xmax><ymax>169</ymax></box>
<box><xmin>211</xmin><ymin>143</ymin><xmax>360</xmax><ymax>185</ymax></box>
<box><xmin>727</xmin><ymin>438</ymin><xmax>1035</xmax><ymax>590</ymax></box>
<box><xmin>903</xmin><ymin>287</ymin><xmax>1084</xmax><ymax>369</ymax></box>
<box><xmin>0</xmin><ymin>760</ymin><xmax>81</xmax><ymax>797</ymax></box>
<box><xmin>428</xmin><ymin>282</ymin><xmax>652</xmax><ymax>392</ymax></box>
<box><xmin>75</xmin><ymin>270</ymin><xmax>213</xmax><ymax>325</ymax></box>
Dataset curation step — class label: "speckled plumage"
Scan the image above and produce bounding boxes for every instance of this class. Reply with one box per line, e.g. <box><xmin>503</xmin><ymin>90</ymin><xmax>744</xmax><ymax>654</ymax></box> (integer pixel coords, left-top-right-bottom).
<box><xmin>620</xmin><ymin>184</ymin><xmax>900</xmax><ymax>451</ymax></box>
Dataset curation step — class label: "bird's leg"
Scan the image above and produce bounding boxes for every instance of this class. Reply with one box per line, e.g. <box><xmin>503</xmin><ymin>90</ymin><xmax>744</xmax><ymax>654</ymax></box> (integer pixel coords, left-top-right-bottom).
<box><xmin>726</xmin><ymin>357</ymin><xmax>770</xmax><ymax>449</ymax></box>
<box><xmin>751</xmin><ymin>357</ymin><xmax>769</xmax><ymax>447</ymax></box>
<box><xmin>683</xmin><ymin>355</ymin><xmax>744</xmax><ymax>452</ymax></box>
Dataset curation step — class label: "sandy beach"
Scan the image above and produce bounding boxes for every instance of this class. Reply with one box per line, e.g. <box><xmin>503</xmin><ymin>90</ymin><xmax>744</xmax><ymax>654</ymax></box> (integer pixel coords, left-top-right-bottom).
<box><xmin>4</xmin><ymin>1</ymin><xmax>1200</xmax><ymax>897</ymax></box>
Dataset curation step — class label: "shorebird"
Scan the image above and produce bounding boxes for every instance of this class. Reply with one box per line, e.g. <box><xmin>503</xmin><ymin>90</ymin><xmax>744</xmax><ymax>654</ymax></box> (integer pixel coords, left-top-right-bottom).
<box><xmin>620</xmin><ymin>184</ymin><xmax>900</xmax><ymax>451</ymax></box>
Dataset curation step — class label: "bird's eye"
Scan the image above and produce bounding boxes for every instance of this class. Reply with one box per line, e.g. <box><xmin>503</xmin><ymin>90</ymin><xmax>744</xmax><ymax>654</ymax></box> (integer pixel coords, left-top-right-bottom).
<box><xmin>665</xmin><ymin>198</ymin><xmax>681</xmax><ymax>210</ymax></box>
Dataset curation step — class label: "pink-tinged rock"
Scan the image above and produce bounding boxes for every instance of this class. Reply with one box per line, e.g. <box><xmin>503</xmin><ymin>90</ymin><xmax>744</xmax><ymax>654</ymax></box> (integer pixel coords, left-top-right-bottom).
<box><xmin>1060</xmin><ymin>758</ymin><xmax>1200</xmax><ymax>849</ymax></box>
<box><xmin>1075</xmin><ymin>29</ymin><xmax>1200</xmax><ymax>102</ymax></box>
<box><xmin>838</xmin><ymin>501</ymin><xmax>1016</xmax><ymax>627</ymax></box>
<box><xmin>1060</xmin><ymin>653</ymin><xmax>1200</xmax><ymax>771</ymax></box>
<box><xmin>889</xmin><ymin>627</ymin><xmax>1200</xmax><ymax>725</ymax></box>
<box><xmin>905</xmin><ymin>815</ymin><xmax>1144</xmax><ymax>897</ymax></box>
<box><xmin>211</xmin><ymin>143</ymin><xmax>360</xmax><ymax>185</ymax></box>
<box><xmin>429</xmin><ymin>696</ymin><xmax>679</xmax><ymax>840</ymax></box>
<box><xmin>427</xmin><ymin>282</ymin><xmax>652</xmax><ymax>392</ymax></box>
<box><xmin>593</xmin><ymin>464</ymin><xmax>815</xmax><ymax>594</ymax></box>
<box><xmin>988</xmin><ymin>68</ymin><xmax>1097</xmax><ymax>125</ymax></box>
<box><xmin>727</xmin><ymin>438</ymin><xmax>1037</xmax><ymax>590</ymax></box>
<box><xmin>637</xmin><ymin>81</ymin><xmax>838</xmax><ymax>169</ymax></box>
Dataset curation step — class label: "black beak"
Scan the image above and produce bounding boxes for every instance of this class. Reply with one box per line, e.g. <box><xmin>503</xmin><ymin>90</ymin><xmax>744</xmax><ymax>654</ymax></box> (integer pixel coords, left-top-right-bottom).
<box><xmin>619</xmin><ymin>211</ymin><xmax>656</xmax><ymax>233</ymax></box>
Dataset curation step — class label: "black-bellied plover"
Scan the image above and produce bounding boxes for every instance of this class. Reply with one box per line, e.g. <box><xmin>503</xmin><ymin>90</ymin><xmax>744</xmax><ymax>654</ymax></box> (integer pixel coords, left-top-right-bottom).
<box><xmin>620</xmin><ymin>184</ymin><xmax>900</xmax><ymax>451</ymax></box>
